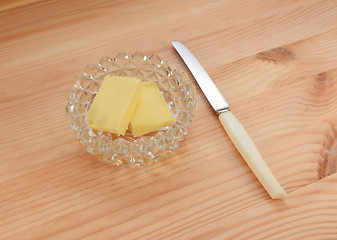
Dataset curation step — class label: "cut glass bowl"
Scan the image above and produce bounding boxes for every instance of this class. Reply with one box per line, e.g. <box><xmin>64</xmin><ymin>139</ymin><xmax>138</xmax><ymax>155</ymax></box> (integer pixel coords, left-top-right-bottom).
<box><xmin>66</xmin><ymin>52</ymin><xmax>196</xmax><ymax>166</ymax></box>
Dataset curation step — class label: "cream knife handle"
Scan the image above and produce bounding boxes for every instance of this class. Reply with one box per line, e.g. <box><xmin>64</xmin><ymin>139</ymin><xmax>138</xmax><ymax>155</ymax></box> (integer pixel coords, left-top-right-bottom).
<box><xmin>219</xmin><ymin>110</ymin><xmax>286</xmax><ymax>199</ymax></box>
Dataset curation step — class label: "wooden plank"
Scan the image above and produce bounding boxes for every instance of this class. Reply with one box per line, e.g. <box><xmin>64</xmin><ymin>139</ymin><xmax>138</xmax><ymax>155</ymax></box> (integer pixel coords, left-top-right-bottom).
<box><xmin>193</xmin><ymin>173</ymin><xmax>337</xmax><ymax>240</ymax></box>
<box><xmin>0</xmin><ymin>0</ymin><xmax>45</xmax><ymax>12</ymax></box>
<box><xmin>3</xmin><ymin>116</ymin><xmax>336</xmax><ymax>239</ymax></box>
<box><xmin>1</xmin><ymin>0</ymin><xmax>337</xmax><ymax>97</ymax></box>
<box><xmin>209</xmin><ymin>28</ymin><xmax>337</xmax><ymax>103</ymax></box>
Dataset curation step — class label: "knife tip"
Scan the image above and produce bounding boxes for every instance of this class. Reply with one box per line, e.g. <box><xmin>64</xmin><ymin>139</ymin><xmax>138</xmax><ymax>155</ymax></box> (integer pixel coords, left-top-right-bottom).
<box><xmin>172</xmin><ymin>40</ymin><xmax>181</xmax><ymax>47</ymax></box>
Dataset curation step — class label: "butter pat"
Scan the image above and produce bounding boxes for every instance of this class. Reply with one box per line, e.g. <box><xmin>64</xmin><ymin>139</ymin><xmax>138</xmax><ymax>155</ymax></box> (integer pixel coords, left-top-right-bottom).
<box><xmin>88</xmin><ymin>122</ymin><xmax>118</xmax><ymax>134</ymax></box>
<box><xmin>130</xmin><ymin>82</ymin><xmax>176</xmax><ymax>137</ymax></box>
<box><xmin>87</xmin><ymin>76</ymin><xmax>142</xmax><ymax>135</ymax></box>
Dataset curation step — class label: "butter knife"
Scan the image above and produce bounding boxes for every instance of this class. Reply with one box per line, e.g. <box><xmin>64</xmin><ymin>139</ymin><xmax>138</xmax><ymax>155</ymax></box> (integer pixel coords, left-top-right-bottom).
<box><xmin>172</xmin><ymin>41</ymin><xmax>286</xmax><ymax>199</ymax></box>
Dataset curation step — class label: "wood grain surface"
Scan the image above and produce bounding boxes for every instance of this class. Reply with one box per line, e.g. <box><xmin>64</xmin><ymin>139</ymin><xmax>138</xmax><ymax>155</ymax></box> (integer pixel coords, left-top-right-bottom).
<box><xmin>1</xmin><ymin>0</ymin><xmax>337</xmax><ymax>239</ymax></box>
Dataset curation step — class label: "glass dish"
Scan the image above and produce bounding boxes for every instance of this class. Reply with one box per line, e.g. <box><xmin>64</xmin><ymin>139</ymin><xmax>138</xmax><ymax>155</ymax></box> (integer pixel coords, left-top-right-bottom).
<box><xmin>65</xmin><ymin>52</ymin><xmax>196</xmax><ymax>166</ymax></box>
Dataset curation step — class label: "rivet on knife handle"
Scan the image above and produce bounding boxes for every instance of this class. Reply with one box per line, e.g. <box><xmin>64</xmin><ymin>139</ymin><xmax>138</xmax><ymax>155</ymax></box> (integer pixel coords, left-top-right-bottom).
<box><xmin>172</xmin><ymin>41</ymin><xmax>286</xmax><ymax>199</ymax></box>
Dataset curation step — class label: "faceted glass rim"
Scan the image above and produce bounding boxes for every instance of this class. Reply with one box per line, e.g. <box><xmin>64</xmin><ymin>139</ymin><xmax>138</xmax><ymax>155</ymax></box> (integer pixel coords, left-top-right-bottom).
<box><xmin>66</xmin><ymin>52</ymin><xmax>196</xmax><ymax>166</ymax></box>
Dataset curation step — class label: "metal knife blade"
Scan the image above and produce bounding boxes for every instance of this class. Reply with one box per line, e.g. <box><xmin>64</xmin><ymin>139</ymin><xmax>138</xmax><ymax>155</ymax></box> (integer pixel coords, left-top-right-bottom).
<box><xmin>172</xmin><ymin>41</ymin><xmax>229</xmax><ymax>114</ymax></box>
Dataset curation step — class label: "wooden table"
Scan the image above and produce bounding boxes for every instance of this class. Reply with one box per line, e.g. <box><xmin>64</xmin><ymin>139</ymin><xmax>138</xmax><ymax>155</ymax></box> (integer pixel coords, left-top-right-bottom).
<box><xmin>1</xmin><ymin>0</ymin><xmax>337</xmax><ymax>239</ymax></box>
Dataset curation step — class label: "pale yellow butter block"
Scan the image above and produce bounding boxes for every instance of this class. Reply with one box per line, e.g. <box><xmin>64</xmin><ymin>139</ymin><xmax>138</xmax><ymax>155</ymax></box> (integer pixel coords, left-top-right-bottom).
<box><xmin>130</xmin><ymin>82</ymin><xmax>176</xmax><ymax>137</ymax></box>
<box><xmin>87</xmin><ymin>76</ymin><xmax>142</xmax><ymax>135</ymax></box>
<box><xmin>88</xmin><ymin>122</ymin><xmax>118</xmax><ymax>134</ymax></box>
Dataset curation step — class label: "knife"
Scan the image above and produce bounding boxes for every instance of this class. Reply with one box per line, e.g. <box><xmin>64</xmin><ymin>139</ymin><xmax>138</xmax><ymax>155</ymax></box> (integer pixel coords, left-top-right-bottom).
<box><xmin>172</xmin><ymin>41</ymin><xmax>286</xmax><ymax>199</ymax></box>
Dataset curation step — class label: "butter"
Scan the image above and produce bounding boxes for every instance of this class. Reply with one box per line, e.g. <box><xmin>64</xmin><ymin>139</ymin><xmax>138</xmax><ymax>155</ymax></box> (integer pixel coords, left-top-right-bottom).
<box><xmin>87</xmin><ymin>76</ymin><xmax>142</xmax><ymax>135</ymax></box>
<box><xmin>130</xmin><ymin>82</ymin><xmax>176</xmax><ymax>137</ymax></box>
<box><xmin>88</xmin><ymin>122</ymin><xmax>118</xmax><ymax>134</ymax></box>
